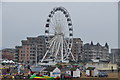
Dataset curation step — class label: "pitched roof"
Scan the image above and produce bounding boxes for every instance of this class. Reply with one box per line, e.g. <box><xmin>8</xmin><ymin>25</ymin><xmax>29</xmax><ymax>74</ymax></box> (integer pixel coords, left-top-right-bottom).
<box><xmin>44</xmin><ymin>67</ymin><xmax>56</xmax><ymax>72</ymax></box>
<box><xmin>70</xmin><ymin>67</ymin><xmax>79</xmax><ymax>71</ymax></box>
<box><xmin>61</xmin><ymin>67</ymin><xmax>70</xmax><ymax>72</ymax></box>
<box><xmin>86</xmin><ymin>67</ymin><xmax>95</xmax><ymax>70</ymax></box>
<box><xmin>31</xmin><ymin>67</ymin><xmax>45</xmax><ymax>72</ymax></box>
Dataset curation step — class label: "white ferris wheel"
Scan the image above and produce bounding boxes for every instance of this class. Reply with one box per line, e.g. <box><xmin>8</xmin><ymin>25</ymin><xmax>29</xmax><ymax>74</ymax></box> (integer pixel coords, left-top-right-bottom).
<box><xmin>41</xmin><ymin>7</ymin><xmax>75</xmax><ymax>63</ymax></box>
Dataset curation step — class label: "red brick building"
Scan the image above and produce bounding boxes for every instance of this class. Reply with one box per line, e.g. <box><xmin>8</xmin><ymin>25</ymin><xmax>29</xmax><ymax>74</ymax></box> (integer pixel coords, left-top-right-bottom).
<box><xmin>15</xmin><ymin>35</ymin><xmax>84</xmax><ymax>64</ymax></box>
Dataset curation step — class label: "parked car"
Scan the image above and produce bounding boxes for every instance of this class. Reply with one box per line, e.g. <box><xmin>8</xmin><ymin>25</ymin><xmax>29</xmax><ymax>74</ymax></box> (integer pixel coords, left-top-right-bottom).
<box><xmin>98</xmin><ymin>71</ymin><xmax>108</xmax><ymax>77</ymax></box>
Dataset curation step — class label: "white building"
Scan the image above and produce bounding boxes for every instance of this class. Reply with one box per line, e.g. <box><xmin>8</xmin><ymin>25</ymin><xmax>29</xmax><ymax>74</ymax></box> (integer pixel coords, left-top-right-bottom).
<box><xmin>86</xmin><ymin>67</ymin><xmax>98</xmax><ymax>77</ymax></box>
<box><xmin>73</xmin><ymin>68</ymin><xmax>81</xmax><ymax>77</ymax></box>
<box><xmin>50</xmin><ymin>67</ymin><xmax>61</xmax><ymax>77</ymax></box>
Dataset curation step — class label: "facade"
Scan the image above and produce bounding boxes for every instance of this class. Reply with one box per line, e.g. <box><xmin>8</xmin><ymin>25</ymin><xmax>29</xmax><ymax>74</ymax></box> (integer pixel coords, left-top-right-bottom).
<box><xmin>1</xmin><ymin>48</ymin><xmax>16</xmax><ymax>60</ymax></box>
<box><xmin>72</xmin><ymin>38</ymin><xmax>83</xmax><ymax>62</ymax></box>
<box><xmin>72</xmin><ymin>68</ymin><xmax>81</xmax><ymax>77</ymax></box>
<box><xmin>83</xmin><ymin>41</ymin><xmax>109</xmax><ymax>62</ymax></box>
<box><xmin>15</xmin><ymin>36</ymin><xmax>110</xmax><ymax>64</ymax></box>
<box><xmin>15</xmin><ymin>35</ymin><xmax>83</xmax><ymax>63</ymax></box>
<box><xmin>110</xmin><ymin>49</ymin><xmax>120</xmax><ymax>65</ymax></box>
<box><xmin>86</xmin><ymin>67</ymin><xmax>98</xmax><ymax>77</ymax></box>
<box><xmin>85</xmin><ymin>62</ymin><xmax>118</xmax><ymax>70</ymax></box>
<box><xmin>50</xmin><ymin>67</ymin><xmax>61</xmax><ymax>77</ymax></box>
<box><xmin>15</xmin><ymin>35</ymin><xmax>46</xmax><ymax>64</ymax></box>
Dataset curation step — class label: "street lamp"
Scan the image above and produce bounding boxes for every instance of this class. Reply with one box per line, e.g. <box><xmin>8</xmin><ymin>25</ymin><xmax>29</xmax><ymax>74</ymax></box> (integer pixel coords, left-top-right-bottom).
<box><xmin>35</xmin><ymin>43</ymin><xmax>38</xmax><ymax>66</ymax></box>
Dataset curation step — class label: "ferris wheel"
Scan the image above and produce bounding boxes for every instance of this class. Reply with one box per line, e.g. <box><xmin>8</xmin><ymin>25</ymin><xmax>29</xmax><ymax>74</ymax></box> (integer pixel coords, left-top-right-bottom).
<box><xmin>41</xmin><ymin>7</ymin><xmax>75</xmax><ymax>63</ymax></box>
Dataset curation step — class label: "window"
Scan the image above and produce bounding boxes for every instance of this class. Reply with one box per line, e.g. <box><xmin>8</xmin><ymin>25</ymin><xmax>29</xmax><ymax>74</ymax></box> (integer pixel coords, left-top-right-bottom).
<box><xmin>23</xmin><ymin>54</ymin><xmax>25</xmax><ymax>56</ymax></box>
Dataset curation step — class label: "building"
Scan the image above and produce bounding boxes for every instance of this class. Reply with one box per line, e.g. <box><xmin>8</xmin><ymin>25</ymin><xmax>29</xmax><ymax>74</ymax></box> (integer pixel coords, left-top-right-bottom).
<box><xmin>1</xmin><ymin>48</ymin><xmax>16</xmax><ymax>60</ymax></box>
<box><xmin>15</xmin><ymin>35</ymin><xmax>46</xmax><ymax>64</ymax></box>
<box><xmin>15</xmin><ymin>35</ymin><xmax>84</xmax><ymax>63</ymax></box>
<box><xmin>83</xmin><ymin>41</ymin><xmax>109</xmax><ymax>62</ymax></box>
<box><xmin>86</xmin><ymin>67</ymin><xmax>98</xmax><ymax>77</ymax></box>
<box><xmin>72</xmin><ymin>38</ymin><xmax>83</xmax><ymax>62</ymax></box>
<box><xmin>85</xmin><ymin>62</ymin><xmax>118</xmax><ymax>70</ymax></box>
<box><xmin>70</xmin><ymin>68</ymin><xmax>81</xmax><ymax>77</ymax></box>
<box><xmin>110</xmin><ymin>49</ymin><xmax>120</xmax><ymax>65</ymax></box>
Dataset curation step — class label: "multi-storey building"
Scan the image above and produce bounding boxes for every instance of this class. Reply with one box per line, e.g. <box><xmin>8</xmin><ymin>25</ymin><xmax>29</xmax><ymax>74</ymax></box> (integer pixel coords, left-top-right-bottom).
<box><xmin>15</xmin><ymin>35</ymin><xmax>110</xmax><ymax>64</ymax></box>
<box><xmin>15</xmin><ymin>35</ymin><xmax>46</xmax><ymax>64</ymax></box>
<box><xmin>72</xmin><ymin>38</ymin><xmax>83</xmax><ymax>62</ymax></box>
<box><xmin>15</xmin><ymin>35</ymin><xmax>84</xmax><ymax>63</ymax></box>
<box><xmin>83</xmin><ymin>41</ymin><xmax>109</xmax><ymax>62</ymax></box>
<box><xmin>110</xmin><ymin>49</ymin><xmax>120</xmax><ymax>65</ymax></box>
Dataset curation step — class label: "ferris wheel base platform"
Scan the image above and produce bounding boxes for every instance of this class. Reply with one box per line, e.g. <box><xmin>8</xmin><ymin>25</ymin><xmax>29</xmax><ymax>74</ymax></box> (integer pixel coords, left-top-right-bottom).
<box><xmin>38</xmin><ymin>62</ymin><xmax>57</xmax><ymax>65</ymax></box>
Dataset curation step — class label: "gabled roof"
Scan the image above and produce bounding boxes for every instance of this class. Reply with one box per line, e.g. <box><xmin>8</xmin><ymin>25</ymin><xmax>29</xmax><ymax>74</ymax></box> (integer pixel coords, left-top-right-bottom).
<box><xmin>44</xmin><ymin>67</ymin><xmax>56</xmax><ymax>72</ymax></box>
<box><xmin>61</xmin><ymin>67</ymin><xmax>70</xmax><ymax>72</ymax></box>
<box><xmin>96</xmin><ymin>43</ymin><xmax>101</xmax><ymax>46</ymax></box>
<box><xmin>91</xmin><ymin>41</ymin><xmax>93</xmax><ymax>45</ymax></box>
<box><xmin>70</xmin><ymin>67</ymin><xmax>79</xmax><ymax>71</ymax></box>
<box><xmin>86</xmin><ymin>67</ymin><xmax>95</xmax><ymax>70</ymax></box>
<box><xmin>31</xmin><ymin>67</ymin><xmax>45</xmax><ymax>72</ymax></box>
<box><xmin>105</xmin><ymin>42</ymin><xmax>109</xmax><ymax>48</ymax></box>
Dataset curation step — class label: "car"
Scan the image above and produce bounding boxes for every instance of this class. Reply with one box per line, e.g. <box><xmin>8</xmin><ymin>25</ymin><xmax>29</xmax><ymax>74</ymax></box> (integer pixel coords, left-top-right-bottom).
<box><xmin>98</xmin><ymin>71</ymin><xmax>108</xmax><ymax>77</ymax></box>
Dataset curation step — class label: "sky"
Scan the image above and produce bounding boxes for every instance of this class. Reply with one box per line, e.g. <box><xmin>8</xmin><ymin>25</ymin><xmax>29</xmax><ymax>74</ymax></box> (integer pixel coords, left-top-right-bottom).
<box><xmin>0</xmin><ymin>2</ymin><xmax>1</xmax><ymax>60</ymax></box>
<box><xmin>118</xmin><ymin>1</ymin><xmax>120</xmax><ymax>48</ymax></box>
<box><xmin>1</xmin><ymin>2</ymin><xmax>118</xmax><ymax>50</ymax></box>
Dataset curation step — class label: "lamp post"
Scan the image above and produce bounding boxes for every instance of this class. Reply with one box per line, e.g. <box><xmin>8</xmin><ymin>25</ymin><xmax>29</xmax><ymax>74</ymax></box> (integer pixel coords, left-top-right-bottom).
<box><xmin>35</xmin><ymin>43</ymin><xmax>38</xmax><ymax>66</ymax></box>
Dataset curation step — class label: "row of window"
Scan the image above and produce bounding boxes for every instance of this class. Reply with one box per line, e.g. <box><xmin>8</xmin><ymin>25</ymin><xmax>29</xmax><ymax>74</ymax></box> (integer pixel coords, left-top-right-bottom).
<box><xmin>21</xmin><ymin>51</ymin><xmax>29</xmax><ymax>53</ymax></box>
<box><xmin>20</xmin><ymin>57</ymin><xmax>29</xmax><ymax>60</ymax></box>
<box><xmin>21</xmin><ymin>54</ymin><xmax>29</xmax><ymax>56</ymax></box>
<box><xmin>20</xmin><ymin>50</ymin><xmax>44</xmax><ymax>53</ymax></box>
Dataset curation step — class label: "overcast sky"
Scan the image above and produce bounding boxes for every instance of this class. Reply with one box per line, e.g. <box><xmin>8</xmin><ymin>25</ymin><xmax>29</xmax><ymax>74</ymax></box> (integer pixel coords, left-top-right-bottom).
<box><xmin>2</xmin><ymin>2</ymin><xmax>118</xmax><ymax>50</ymax></box>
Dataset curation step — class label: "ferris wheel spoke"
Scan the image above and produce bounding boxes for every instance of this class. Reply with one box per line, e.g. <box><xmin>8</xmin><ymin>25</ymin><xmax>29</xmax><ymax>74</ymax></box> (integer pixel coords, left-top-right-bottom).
<box><xmin>47</xmin><ymin>35</ymin><xmax>56</xmax><ymax>43</ymax></box>
<box><xmin>52</xmin><ymin>35</ymin><xmax>60</xmax><ymax>57</ymax></box>
<box><xmin>50</xmin><ymin>17</ymin><xmax>57</xmax><ymax>30</ymax></box>
<box><xmin>41</xmin><ymin>36</ymin><xmax>56</xmax><ymax>62</ymax></box>
<box><xmin>55</xmin><ymin>39</ymin><xmax>61</xmax><ymax>59</ymax></box>
<box><xmin>63</xmin><ymin>40</ymin><xmax>69</xmax><ymax>58</ymax></box>
<box><xmin>50</xmin><ymin>36</ymin><xmax>58</xmax><ymax>56</ymax></box>
<box><xmin>70</xmin><ymin>52</ymin><xmax>75</xmax><ymax>61</ymax></box>
<box><xmin>51</xmin><ymin>16</ymin><xmax>61</xmax><ymax>34</ymax></box>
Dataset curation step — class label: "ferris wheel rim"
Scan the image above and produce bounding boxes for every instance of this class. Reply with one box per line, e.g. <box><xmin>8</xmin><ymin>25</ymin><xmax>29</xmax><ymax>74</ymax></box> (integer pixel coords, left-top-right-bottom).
<box><xmin>41</xmin><ymin>7</ymin><xmax>75</xmax><ymax>63</ymax></box>
<box><xmin>45</xmin><ymin>6</ymin><xmax>73</xmax><ymax>46</ymax></box>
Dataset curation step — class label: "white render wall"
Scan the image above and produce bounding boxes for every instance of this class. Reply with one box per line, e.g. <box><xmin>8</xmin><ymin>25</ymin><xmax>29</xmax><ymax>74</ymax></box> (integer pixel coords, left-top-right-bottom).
<box><xmin>73</xmin><ymin>69</ymin><xmax>80</xmax><ymax>77</ymax></box>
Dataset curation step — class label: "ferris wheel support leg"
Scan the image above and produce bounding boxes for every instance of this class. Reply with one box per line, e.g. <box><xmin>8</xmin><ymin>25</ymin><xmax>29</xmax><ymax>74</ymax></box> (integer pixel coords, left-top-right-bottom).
<box><xmin>65</xmin><ymin>49</ymin><xmax>75</xmax><ymax>61</ymax></box>
<box><xmin>65</xmin><ymin>51</ymin><xmax>70</xmax><ymax>60</ymax></box>
<box><xmin>63</xmin><ymin>39</ymin><xmax>69</xmax><ymax>58</ymax></box>
<box><xmin>51</xmin><ymin>37</ymin><xmax>57</xmax><ymax>56</ymax></box>
<box><xmin>70</xmin><ymin>52</ymin><xmax>75</xmax><ymax>61</ymax></box>
<box><xmin>41</xmin><ymin>49</ymin><xmax>49</xmax><ymax>62</ymax></box>
<box><xmin>54</xmin><ymin>36</ymin><xmax>59</xmax><ymax>58</ymax></box>
<box><xmin>41</xmin><ymin>37</ymin><xmax>56</xmax><ymax>62</ymax></box>
<box><xmin>51</xmin><ymin>41</ymin><xmax>56</xmax><ymax>55</ymax></box>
